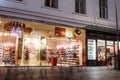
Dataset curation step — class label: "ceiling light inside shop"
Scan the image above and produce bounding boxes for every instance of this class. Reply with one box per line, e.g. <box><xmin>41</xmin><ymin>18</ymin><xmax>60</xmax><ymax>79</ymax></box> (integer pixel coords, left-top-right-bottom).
<box><xmin>41</xmin><ymin>37</ymin><xmax>46</xmax><ymax>44</ymax></box>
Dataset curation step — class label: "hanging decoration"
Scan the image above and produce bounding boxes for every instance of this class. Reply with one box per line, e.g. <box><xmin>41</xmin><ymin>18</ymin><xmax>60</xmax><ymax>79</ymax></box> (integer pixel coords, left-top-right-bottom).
<box><xmin>74</xmin><ymin>27</ymin><xmax>81</xmax><ymax>37</ymax></box>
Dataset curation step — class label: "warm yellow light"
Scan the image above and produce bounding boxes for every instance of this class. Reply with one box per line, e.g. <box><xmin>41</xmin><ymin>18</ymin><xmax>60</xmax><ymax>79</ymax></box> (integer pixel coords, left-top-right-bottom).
<box><xmin>0</xmin><ymin>20</ymin><xmax>2</xmax><ymax>24</ymax></box>
<box><xmin>41</xmin><ymin>38</ymin><xmax>46</xmax><ymax>44</ymax></box>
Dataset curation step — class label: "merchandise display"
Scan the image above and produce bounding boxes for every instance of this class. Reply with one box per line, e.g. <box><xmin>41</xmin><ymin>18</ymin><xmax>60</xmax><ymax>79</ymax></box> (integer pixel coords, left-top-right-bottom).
<box><xmin>46</xmin><ymin>38</ymin><xmax>82</xmax><ymax>66</ymax></box>
<box><xmin>0</xmin><ymin>32</ymin><xmax>18</xmax><ymax>66</ymax></box>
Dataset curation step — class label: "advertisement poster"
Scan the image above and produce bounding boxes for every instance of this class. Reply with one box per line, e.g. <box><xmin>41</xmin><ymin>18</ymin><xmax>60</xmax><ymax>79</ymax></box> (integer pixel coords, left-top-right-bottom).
<box><xmin>87</xmin><ymin>39</ymin><xmax>96</xmax><ymax>60</ymax></box>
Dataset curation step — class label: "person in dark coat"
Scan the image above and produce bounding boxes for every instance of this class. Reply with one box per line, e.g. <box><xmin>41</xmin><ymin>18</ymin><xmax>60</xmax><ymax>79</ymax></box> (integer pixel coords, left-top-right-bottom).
<box><xmin>107</xmin><ymin>56</ymin><xmax>112</xmax><ymax>70</ymax></box>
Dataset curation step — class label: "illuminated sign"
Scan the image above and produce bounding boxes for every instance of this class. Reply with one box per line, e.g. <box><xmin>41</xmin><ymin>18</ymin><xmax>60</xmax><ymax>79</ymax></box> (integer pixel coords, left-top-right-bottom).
<box><xmin>88</xmin><ymin>39</ymin><xmax>96</xmax><ymax>60</ymax></box>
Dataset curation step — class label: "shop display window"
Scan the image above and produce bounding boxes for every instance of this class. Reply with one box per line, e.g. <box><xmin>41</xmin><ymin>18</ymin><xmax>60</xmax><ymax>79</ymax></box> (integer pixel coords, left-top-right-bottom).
<box><xmin>97</xmin><ymin>40</ymin><xmax>106</xmax><ymax>61</ymax></box>
<box><xmin>114</xmin><ymin>41</ymin><xmax>118</xmax><ymax>55</ymax></box>
<box><xmin>107</xmin><ymin>41</ymin><xmax>114</xmax><ymax>57</ymax></box>
<box><xmin>46</xmin><ymin>38</ymin><xmax>82</xmax><ymax>66</ymax></box>
<box><xmin>0</xmin><ymin>32</ymin><xmax>18</xmax><ymax>66</ymax></box>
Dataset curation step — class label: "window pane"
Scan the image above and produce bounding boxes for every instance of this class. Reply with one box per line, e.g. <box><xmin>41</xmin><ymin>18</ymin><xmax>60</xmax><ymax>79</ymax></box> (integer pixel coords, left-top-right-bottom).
<box><xmin>80</xmin><ymin>2</ymin><xmax>85</xmax><ymax>14</ymax></box>
<box><xmin>45</xmin><ymin>0</ymin><xmax>50</xmax><ymax>7</ymax></box>
<box><xmin>51</xmin><ymin>0</ymin><xmax>58</xmax><ymax>8</ymax></box>
<box><xmin>16</xmin><ymin>0</ymin><xmax>23</xmax><ymax>1</ymax></box>
<box><xmin>45</xmin><ymin>0</ymin><xmax>58</xmax><ymax>8</ymax></box>
<box><xmin>99</xmin><ymin>0</ymin><xmax>108</xmax><ymax>19</ymax></box>
<box><xmin>102</xmin><ymin>8</ymin><xmax>105</xmax><ymax>18</ymax></box>
<box><xmin>99</xmin><ymin>7</ymin><xmax>102</xmax><ymax>18</ymax></box>
<box><xmin>75</xmin><ymin>0</ymin><xmax>79</xmax><ymax>13</ymax></box>
<box><xmin>75</xmin><ymin>0</ymin><xmax>86</xmax><ymax>14</ymax></box>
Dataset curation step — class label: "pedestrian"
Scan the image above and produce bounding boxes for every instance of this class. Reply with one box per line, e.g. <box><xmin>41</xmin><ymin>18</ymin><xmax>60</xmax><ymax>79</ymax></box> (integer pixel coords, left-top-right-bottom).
<box><xmin>50</xmin><ymin>53</ymin><xmax>58</xmax><ymax>69</ymax></box>
<box><xmin>107</xmin><ymin>56</ymin><xmax>112</xmax><ymax>70</ymax></box>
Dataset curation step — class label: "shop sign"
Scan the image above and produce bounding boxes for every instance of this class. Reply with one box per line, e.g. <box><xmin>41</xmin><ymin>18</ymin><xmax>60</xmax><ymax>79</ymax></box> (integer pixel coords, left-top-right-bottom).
<box><xmin>55</xmin><ymin>27</ymin><xmax>65</xmax><ymax>37</ymax></box>
<box><xmin>4</xmin><ymin>21</ymin><xmax>33</xmax><ymax>36</ymax></box>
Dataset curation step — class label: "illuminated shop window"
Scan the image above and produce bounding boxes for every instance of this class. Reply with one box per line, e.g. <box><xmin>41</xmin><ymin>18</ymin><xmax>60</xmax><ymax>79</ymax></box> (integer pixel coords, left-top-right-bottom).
<box><xmin>87</xmin><ymin>39</ymin><xmax>96</xmax><ymax>60</ymax></box>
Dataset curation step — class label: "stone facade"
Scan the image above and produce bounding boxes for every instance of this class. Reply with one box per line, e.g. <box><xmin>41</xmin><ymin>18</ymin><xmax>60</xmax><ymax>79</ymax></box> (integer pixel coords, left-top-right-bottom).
<box><xmin>0</xmin><ymin>0</ymin><xmax>117</xmax><ymax>29</ymax></box>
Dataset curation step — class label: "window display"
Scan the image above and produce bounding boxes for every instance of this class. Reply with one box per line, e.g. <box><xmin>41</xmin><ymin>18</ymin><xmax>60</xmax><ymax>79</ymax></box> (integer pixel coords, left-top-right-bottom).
<box><xmin>0</xmin><ymin>17</ymin><xmax>86</xmax><ymax>66</ymax></box>
<box><xmin>0</xmin><ymin>32</ymin><xmax>18</xmax><ymax>66</ymax></box>
<box><xmin>107</xmin><ymin>41</ymin><xmax>114</xmax><ymax>57</ymax></box>
<box><xmin>97</xmin><ymin>40</ymin><xmax>106</xmax><ymax>61</ymax></box>
<box><xmin>46</xmin><ymin>38</ymin><xmax>82</xmax><ymax>66</ymax></box>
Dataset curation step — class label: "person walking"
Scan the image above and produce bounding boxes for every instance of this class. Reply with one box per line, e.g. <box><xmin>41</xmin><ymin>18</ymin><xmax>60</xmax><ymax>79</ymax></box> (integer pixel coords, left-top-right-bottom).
<box><xmin>107</xmin><ymin>56</ymin><xmax>112</xmax><ymax>70</ymax></box>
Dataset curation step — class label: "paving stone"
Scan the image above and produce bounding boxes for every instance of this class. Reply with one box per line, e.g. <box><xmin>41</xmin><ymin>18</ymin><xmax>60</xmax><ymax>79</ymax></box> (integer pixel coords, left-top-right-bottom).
<box><xmin>0</xmin><ymin>66</ymin><xmax>120</xmax><ymax>80</ymax></box>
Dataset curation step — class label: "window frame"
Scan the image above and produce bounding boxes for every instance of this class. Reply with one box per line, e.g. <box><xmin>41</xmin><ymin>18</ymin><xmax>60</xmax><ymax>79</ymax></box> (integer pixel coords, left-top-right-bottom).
<box><xmin>6</xmin><ymin>0</ymin><xmax>24</xmax><ymax>3</ymax></box>
<box><xmin>99</xmin><ymin>0</ymin><xmax>108</xmax><ymax>19</ymax></box>
<box><xmin>45</xmin><ymin>0</ymin><xmax>58</xmax><ymax>9</ymax></box>
<box><xmin>16</xmin><ymin>0</ymin><xmax>23</xmax><ymax>1</ymax></box>
<box><xmin>75</xmin><ymin>0</ymin><xmax>86</xmax><ymax>14</ymax></box>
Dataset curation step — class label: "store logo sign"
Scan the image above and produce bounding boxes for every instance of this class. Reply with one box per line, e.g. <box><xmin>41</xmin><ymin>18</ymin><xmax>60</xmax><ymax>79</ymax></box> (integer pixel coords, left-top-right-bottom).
<box><xmin>55</xmin><ymin>27</ymin><xmax>66</xmax><ymax>37</ymax></box>
<box><xmin>4</xmin><ymin>21</ymin><xmax>33</xmax><ymax>38</ymax></box>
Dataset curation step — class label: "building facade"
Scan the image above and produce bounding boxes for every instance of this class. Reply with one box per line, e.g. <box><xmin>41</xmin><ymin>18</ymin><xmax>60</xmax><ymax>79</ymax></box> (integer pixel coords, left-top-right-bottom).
<box><xmin>0</xmin><ymin>0</ymin><xmax>119</xmax><ymax>68</ymax></box>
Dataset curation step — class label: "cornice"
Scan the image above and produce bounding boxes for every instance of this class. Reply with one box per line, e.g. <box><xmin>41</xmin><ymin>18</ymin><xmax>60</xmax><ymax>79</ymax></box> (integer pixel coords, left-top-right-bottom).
<box><xmin>0</xmin><ymin>6</ymin><xmax>116</xmax><ymax>29</ymax></box>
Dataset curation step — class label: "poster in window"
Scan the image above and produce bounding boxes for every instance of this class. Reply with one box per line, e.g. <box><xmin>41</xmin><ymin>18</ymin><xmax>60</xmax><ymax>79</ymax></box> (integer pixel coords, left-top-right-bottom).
<box><xmin>87</xmin><ymin>39</ymin><xmax>96</xmax><ymax>60</ymax></box>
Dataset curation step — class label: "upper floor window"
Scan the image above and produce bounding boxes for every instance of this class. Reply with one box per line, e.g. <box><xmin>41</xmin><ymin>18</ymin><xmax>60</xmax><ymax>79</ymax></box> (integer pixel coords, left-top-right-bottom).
<box><xmin>75</xmin><ymin>0</ymin><xmax>86</xmax><ymax>14</ymax></box>
<box><xmin>7</xmin><ymin>0</ymin><xmax>23</xmax><ymax>2</ymax></box>
<box><xmin>99</xmin><ymin>0</ymin><xmax>108</xmax><ymax>19</ymax></box>
<box><xmin>45</xmin><ymin>0</ymin><xmax>58</xmax><ymax>8</ymax></box>
<box><xmin>16</xmin><ymin>0</ymin><xmax>23</xmax><ymax>1</ymax></box>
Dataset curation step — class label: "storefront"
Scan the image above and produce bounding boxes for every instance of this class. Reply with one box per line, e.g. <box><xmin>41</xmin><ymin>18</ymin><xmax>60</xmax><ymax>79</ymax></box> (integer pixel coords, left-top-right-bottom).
<box><xmin>0</xmin><ymin>17</ymin><xmax>86</xmax><ymax>66</ymax></box>
<box><xmin>86</xmin><ymin>30</ymin><xmax>118</xmax><ymax>67</ymax></box>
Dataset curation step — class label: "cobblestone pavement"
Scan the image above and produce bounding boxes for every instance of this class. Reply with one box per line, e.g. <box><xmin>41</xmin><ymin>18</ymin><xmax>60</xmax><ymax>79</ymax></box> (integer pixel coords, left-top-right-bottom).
<box><xmin>0</xmin><ymin>66</ymin><xmax>120</xmax><ymax>80</ymax></box>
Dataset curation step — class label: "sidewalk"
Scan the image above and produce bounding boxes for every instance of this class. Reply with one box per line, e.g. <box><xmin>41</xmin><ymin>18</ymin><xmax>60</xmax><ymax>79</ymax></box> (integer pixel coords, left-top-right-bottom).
<box><xmin>0</xmin><ymin>66</ymin><xmax>120</xmax><ymax>80</ymax></box>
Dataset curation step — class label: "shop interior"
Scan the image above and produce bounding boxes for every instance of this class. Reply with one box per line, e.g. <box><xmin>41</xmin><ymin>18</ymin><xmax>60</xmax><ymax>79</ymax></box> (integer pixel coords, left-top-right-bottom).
<box><xmin>43</xmin><ymin>38</ymin><xmax>82</xmax><ymax>66</ymax></box>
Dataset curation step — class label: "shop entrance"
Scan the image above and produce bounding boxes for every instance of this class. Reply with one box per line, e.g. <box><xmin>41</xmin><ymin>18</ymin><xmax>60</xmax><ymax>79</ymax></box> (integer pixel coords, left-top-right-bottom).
<box><xmin>20</xmin><ymin>35</ymin><xmax>41</xmax><ymax>66</ymax></box>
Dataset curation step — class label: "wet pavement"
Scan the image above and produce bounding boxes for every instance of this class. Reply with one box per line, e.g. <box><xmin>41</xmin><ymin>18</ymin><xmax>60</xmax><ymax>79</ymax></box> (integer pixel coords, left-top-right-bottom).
<box><xmin>0</xmin><ymin>66</ymin><xmax>120</xmax><ymax>80</ymax></box>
